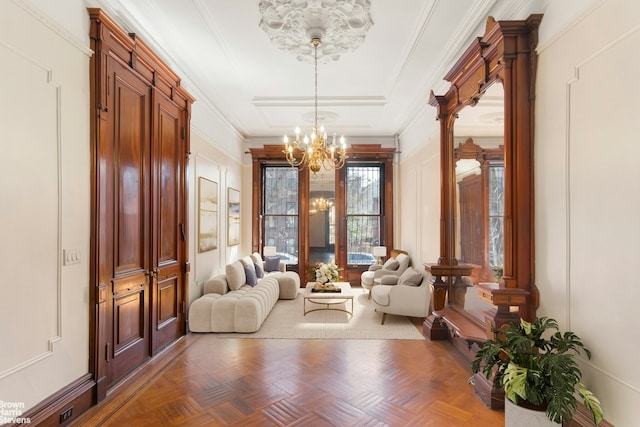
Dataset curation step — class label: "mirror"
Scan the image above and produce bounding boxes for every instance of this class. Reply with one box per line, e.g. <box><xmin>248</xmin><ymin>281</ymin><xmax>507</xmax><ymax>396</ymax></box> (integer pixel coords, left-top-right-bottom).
<box><xmin>454</xmin><ymin>83</ymin><xmax>505</xmax><ymax>285</ymax></box>
<box><xmin>308</xmin><ymin>168</ymin><xmax>336</xmax><ymax>265</ymax></box>
<box><xmin>425</xmin><ymin>15</ymin><xmax>542</xmax><ymax>341</ymax></box>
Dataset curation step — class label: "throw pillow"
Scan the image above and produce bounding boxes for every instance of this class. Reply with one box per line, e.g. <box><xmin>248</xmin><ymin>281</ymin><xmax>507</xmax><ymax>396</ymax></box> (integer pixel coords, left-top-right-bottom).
<box><xmin>250</xmin><ymin>252</ymin><xmax>262</xmax><ymax>265</ymax></box>
<box><xmin>395</xmin><ymin>253</ymin><xmax>410</xmax><ymax>270</ymax></box>
<box><xmin>383</xmin><ymin>258</ymin><xmax>400</xmax><ymax>270</ymax></box>
<box><xmin>265</xmin><ymin>256</ymin><xmax>280</xmax><ymax>272</ymax></box>
<box><xmin>239</xmin><ymin>255</ymin><xmax>254</xmax><ymax>268</ymax></box>
<box><xmin>239</xmin><ymin>256</ymin><xmax>257</xmax><ymax>283</ymax></box>
<box><xmin>244</xmin><ymin>264</ymin><xmax>258</xmax><ymax>287</ymax></box>
<box><xmin>226</xmin><ymin>262</ymin><xmax>245</xmax><ymax>291</ymax></box>
<box><xmin>397</xmin><ymin>267</ymin><xmax>423</xmax><ymax>287</ymax></box>
<box><xmin>254</xmin><ymin>262</ymin><xmax>264</xmax><ymax>278</ymax></box>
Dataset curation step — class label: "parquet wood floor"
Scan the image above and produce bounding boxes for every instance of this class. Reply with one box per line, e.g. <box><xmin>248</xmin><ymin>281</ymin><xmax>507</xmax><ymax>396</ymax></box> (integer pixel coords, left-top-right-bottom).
<box><xmin>72</xmin><ymin>321</ymin><xmax>504</xmax><ymax>426</ymax></box>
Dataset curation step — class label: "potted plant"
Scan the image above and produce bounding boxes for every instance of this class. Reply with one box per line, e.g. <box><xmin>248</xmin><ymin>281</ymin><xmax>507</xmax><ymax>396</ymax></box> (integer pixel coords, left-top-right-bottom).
<box><xmin>471</xmin><ymin>317</ymin><xmax>603</xmax><ymax>426</ymax></box>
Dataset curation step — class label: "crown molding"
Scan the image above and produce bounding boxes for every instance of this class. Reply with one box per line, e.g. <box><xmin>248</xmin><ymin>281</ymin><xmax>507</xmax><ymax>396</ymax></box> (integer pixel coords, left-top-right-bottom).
<box><xmin>252</xmin><ymin>96</ymin><xmax>386</xmax><ymax>107</ymax></box>
<box><xmin>13</xmin><ymin>0</ymin><xmax>93</xmax><ymax>56</ymax></box>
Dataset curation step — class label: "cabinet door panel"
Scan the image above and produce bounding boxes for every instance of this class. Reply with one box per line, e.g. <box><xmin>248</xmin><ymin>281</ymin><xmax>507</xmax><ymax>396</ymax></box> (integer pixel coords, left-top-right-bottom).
<box><xmin>151</xmin><ymin>92</ymin><xmax>185</xmax><ymax>353</ymax></box>
<box><xmin>106</xmin><ymin>58</ymin><xmax>151</xmax><ymax>385</ymax></box>
<box><xmin>157</xmin><ymin>275</ymin><xmax>178</xmax><ymax>327</ymax></box>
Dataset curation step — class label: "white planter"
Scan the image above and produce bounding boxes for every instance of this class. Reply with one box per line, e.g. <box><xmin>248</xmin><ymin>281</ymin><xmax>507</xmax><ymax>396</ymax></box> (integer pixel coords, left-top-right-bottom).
<box><xmin>504</xmin><ymin>398</ymin><xmax>560</xmax><ymax>427</ymax></box>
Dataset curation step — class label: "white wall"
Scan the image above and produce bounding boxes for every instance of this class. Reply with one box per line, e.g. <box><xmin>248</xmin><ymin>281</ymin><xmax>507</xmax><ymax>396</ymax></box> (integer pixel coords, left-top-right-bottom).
<box><xmin>0</xmin><ymin>0</ymin><xmax>91</xmax><ymax>410</ymax></box>
<box><xmin>187</xmin><ymin>127</ymin><xmax>244</xmax><ymax>306</ymax></box>
<box><xmin>397</xmin><ymin>130</ymin><xmax>441</xmax><ymax>269</ymax></box>
<box><xmin>535</xmin><ymin>0</ymin><xmax>640</xmax><ymax>424</ymax></box>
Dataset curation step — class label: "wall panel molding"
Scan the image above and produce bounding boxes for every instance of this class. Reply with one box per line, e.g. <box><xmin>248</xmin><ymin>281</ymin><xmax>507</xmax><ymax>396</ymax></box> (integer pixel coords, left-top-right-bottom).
<box><xmin>0</xmin><ymin>41</ymin><xmax>63</xmax><ymax>379</ymax></box>
<box><xmin>565</xmin><ymin>21</ymin><xmax>640</xmax><ymax>407</ymax></box>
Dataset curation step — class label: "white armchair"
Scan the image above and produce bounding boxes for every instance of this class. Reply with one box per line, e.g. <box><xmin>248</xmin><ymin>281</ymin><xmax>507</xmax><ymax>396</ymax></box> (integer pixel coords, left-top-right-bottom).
<box><xmin>370</xmin><ymin>266</ymin><xmax>432</xmax><ymax>325</ymax></box>
<box><xmin>360</xmin><ymin>250</ymin><xmax>410</xmax><ymax>297</ymax></box>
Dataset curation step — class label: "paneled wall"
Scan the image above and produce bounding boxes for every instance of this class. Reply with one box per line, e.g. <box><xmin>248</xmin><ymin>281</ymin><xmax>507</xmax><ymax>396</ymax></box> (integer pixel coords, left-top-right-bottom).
<box><xmin>0</xmin><ymin>0</ymin><xmax>92</xmax><ymax>409</ymax></box>
<box><xmin>188</xmin><ymin>128</ymin><xmax>244</xmax><ymax>306</ymax></box>
<box><xmin>535</xmin><ymin>0</ymin><xmax>640</xmax><ymax>424</ymax></box>
<box><xmin>397</xmin><ymin>137</ymin><xmax>441</xmax><ymax>268</ymax></box>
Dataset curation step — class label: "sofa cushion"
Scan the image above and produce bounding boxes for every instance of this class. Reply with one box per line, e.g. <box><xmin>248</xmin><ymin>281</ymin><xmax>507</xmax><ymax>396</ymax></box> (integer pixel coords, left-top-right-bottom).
<box><xmin>371</xmin><ymin>284</ymin><xmax>392</xmax><ymax>306</ymax></box>
<box><xmin>265</xmin><ymin>271</ymin><xmax>300</xmax><ymax>299</ymax></box>
<box><xmin>244</xmin><ymin>264</ymin><xmax>258</xmax><ymax>287</ymax></box>
<box><xmin>382</xmin><ymin>258</ymin><xmax>400</xmax><ymax>270</ymax></box>
<box><xmin>203</xmin><ymin>274</ymin><xmax>228</xmax><ymax>295</ymax></box>
<box><xmin>254</xmin><ymin>262</ymin><xmax>264</xmax><ymax>278</ymax></box>
<box><xmin>226</xmin><ymin>261</ymin><xmax>246</xmax><ymax>291</ymax></box>
<box><xmin>397</xmin><ymin>267</ymin><xmax>423</xmax><ymax>287</ymax></box>
<box><xmin>265</xmin><ymin>255</ymin><xmax>280</xmax><ymax>272</ymax></box>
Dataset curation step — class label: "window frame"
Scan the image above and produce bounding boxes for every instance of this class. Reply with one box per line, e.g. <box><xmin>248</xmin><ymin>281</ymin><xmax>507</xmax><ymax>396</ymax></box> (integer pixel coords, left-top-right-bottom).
<box><xmin>344</xmin><ymin>163</ymin><xmax>384</xmax><ymax>267</ymax></box>
<box><xmin>249</xmin><ymin>144</ymin><xmax>395</xmax><ymax>283</ymax></box>
<box><xmin>261</xmin><ymin>164</ymin><xmax>300</xmax><ymax>267</ymax></box>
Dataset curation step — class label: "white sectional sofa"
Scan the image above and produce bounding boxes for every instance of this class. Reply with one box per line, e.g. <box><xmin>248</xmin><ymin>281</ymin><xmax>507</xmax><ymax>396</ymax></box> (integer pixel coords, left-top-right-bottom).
<box><xmin>189</xmin><ymin>253</ymin><xmax>300</xmax><ymax>333</ymax></box>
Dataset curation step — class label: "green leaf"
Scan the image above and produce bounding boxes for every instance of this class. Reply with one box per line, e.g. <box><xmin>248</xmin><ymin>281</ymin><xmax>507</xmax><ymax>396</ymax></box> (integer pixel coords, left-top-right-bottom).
<box><xmin>579</xmin><ymin>383</ymin><xmax>603</xmax><ymax>425</ymax></box>
<box><xmin>503</xmin><ymin>363</ymin><xmax>528</xmax><ymax>402</ymax></box>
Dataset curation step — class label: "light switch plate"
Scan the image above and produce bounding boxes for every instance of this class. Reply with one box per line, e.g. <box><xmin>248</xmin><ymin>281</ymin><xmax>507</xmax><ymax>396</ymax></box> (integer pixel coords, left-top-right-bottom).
<box><xmin>64</xmin><ymin>249</ymin><xmax>81</xmax><ymax>265</ymax></box>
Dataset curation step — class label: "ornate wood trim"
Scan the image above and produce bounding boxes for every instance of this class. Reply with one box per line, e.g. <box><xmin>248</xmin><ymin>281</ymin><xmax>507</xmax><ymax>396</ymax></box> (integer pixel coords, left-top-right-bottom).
<box><xmin>423</xmin><ymin>14</ymin><xmax>542</xmax><ymax>407</ymax></box>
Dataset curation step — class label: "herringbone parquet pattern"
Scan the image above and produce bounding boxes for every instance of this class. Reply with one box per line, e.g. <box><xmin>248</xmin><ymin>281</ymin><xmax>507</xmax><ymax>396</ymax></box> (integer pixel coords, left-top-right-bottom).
<box><xmin>73</xmin><ymin>324</ymin><xmax>504</xmax><ymax>426</ymax></box>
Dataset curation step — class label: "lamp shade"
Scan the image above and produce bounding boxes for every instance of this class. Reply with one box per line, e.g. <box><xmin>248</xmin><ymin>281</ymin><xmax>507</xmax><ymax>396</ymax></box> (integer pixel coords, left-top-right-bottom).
<box><xmin>373</xmin><ymin>246</ymin><xmax>387</xmax><ymax>257</ymax></box>
<box><xmin>263</xmin><ymin>246</ymin><xmax>277</xmax><ymax>257</ymax></box>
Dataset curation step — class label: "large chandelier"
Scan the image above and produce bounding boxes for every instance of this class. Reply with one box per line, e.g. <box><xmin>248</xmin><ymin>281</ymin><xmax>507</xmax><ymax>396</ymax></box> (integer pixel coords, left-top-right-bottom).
<box><xmin>283</xmin><ymin>37</ymin><xmax>347</xmax><ymax>175</ymax></box>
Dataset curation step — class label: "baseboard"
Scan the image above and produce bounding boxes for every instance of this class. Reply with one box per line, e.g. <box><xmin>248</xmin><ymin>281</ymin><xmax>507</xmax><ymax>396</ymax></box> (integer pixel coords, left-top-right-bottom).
<box><xmin>9</xmin><ymin>374</ymin><xmax>94</xmax><ymax>427</ymax></box>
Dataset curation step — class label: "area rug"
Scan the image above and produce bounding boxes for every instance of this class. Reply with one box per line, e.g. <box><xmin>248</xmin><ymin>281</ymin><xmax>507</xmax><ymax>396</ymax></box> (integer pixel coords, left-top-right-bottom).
<box><xmin>216</xmin><ymin>291</ymin><xmax>425</xmax><ymax>340</ymax></box>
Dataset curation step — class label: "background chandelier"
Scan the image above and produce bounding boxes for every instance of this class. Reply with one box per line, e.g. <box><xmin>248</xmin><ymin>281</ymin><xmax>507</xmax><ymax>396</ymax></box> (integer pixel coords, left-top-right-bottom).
<box><xmin>258</xmin><ymin>0</ymin><xmax>373</xmax><ymax>63</ymax></box>
<box><xmin>283</xmin><ymin>37</ymin><xmax>347</xmax><ymax>175</ymax></box>
<box><xmin>312</xmin><ymin>196</ymin><xmax>333</xmax><ymax>212</ymax></box>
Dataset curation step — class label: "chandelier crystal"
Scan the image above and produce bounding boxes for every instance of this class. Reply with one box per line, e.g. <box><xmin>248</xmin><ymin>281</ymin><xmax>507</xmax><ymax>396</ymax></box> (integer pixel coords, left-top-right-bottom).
<box><xmin>283</xmin><ymin>37</ymin><xmax>347</xmax><ymax>175</ymax></box>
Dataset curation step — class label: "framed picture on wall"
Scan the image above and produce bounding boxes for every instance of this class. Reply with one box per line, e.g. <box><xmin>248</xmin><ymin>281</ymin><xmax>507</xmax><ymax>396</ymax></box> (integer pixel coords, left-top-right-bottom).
<box><xmin>227</xmin><ymin>187</ymin><xmax>240</xmax><ymax>246</ymax></box>
<box><xmin>198</xmin><ymin>177</ymin><xmax>218</xmax><ymax>252</ymax></box>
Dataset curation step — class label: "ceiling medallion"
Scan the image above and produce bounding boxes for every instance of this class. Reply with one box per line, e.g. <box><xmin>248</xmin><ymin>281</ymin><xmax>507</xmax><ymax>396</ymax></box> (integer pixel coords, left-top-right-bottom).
<box><xmin>258</xmin><ymin>0</ymin><xmax>374</xmax><ymax>63</ymax></box>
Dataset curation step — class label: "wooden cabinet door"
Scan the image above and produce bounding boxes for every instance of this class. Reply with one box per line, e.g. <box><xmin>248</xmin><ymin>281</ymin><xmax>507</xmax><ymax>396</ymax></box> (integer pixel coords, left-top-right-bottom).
<box><xmin>90</xmin><ymin>9</ymin><xmax>194</xmax><ymax>401</ymax></box>
<box><xmin>105</xmin><ymin>58</ymin><xmax>152</xmax><ymax>385</ymax></box>
<box><xmin>150</xmin><ymin>91</ymin><xmax>186</xmax><ymax>353</ymax></box>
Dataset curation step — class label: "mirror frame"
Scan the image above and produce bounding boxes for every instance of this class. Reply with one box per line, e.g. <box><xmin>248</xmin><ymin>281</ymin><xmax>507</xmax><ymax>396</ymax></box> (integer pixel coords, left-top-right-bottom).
<box><xmin>425</xmin><ymin>15</ymin><xmax>543</xmax><ymax>333</ymax></box>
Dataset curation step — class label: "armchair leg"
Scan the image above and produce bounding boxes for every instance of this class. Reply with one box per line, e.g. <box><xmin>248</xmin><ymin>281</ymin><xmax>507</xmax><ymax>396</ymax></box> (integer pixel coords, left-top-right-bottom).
<box><xmin>368</xmin><ymin>291</ymin><xmax>371</xmax><ymax>300</ymax></box>
<box><xmin>381</xmin><ymin>312</ymin><xmax>387</xmax><ymax>325</ymax></box>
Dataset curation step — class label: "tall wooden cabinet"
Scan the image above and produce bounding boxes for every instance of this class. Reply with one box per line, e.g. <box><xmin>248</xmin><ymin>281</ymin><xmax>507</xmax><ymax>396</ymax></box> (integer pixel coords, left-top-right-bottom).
<box><xmin>89</xmin><ymin>9</ymin><xmax>194</xmax><ymax>400</ymax></box>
